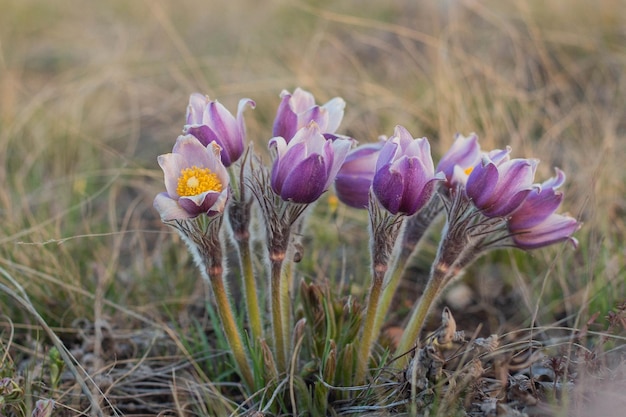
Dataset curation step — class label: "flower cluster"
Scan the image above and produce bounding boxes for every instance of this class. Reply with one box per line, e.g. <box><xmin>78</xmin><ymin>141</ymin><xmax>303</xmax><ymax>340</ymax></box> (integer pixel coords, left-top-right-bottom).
<box><xmin>153</xmin><ymin>87</ymin><xmax>581</xmax><ymax>413</ymax></box>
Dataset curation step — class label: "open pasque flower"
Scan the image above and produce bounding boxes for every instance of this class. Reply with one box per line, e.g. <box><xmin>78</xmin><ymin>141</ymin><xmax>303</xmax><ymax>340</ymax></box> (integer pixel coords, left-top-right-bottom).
<box><xmin>465</xmin><ymin>153</ymin><xmax>538</xmax><ymax>217</ymax></box>
<box><xmin>436</xmin><ymin>133</ymin><xmax>482</xmax><ymax>187</ymax></box>
<box><xmin>372</xmin><ymin>125</ymin><xmax>444</xmax><ymax>215</ymax></box>
<box><xmin>154</xmin><ymin>135</ymin><xmax>229</xmax><ymax>220</ymax></box>
<box><xmin>334</xmin><ymin>140</ymin><xmax>385</xmax><ymax>209</ymax></box>
<box><xmin>183</xmin><ymin>93</ymin><xmax>255</xmax><ymax>167</ymax></box>
<box><xmin>269</xmin><ymin>122</ymin><xmax>352</xmax><ymax>204</ymax></box>
<box><xmin>508</xmin><ymin>168</ymin><xmax>580</xmax><ymax>249</ymax></box>
<box><xmin>272</xmin><ymin>88</ymin><xmax>345</xmax><ymax>142</ymax></box>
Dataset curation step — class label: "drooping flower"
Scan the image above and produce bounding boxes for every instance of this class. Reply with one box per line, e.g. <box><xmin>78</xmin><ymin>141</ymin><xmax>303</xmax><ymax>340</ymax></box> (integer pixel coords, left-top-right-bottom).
<box><xmin>334</xmin><ymin>140</ymin><xmax>385</xmax><ymax>209</ymax></box>
<box><xmin>465</xmin><ymin>154</ymin><xmax>538</xmax><ymax>218</ymax></box>
<box><xmin>508</xmin><ymin>168</ymin><xmax>580</xmax><ymax>249</ymax></box>
<box><xmin>436</xmin><ymin>133</ymin><xmax>481</xmax><ymax>187</ymax></box>
<box><xmin>372</xmin><ymin>125</ymin><xmax>444</xmax><ymax>215</ymax></box>
<box><xmin>272</xmin><ymin>88</ymin><xmax>345</xmax><ymax>142</ymax></box>
<box><xmin>183</xmin><ymin>93</ymin><xmax>255</xmax><ymax>167</ymax></box>
<box><xmin>269</xmin><ymin>122</ymin><xmax>352</xmax><ymax>204</ymax></box>
<box><xmin>154</xmin><ymin>135</ymin><xmax>229</xmax><ymax>220</ymax></box>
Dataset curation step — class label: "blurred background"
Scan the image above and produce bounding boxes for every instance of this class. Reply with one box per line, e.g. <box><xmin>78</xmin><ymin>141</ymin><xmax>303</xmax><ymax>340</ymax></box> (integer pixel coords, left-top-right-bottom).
<box><xmin>0</xmin><ymin>0</ymin><xmax>624</xmax><ymax>412</ymax></box>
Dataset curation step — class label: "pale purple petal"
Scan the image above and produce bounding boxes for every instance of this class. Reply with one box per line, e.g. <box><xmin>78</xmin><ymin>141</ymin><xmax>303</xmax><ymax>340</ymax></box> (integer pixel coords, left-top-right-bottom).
<box><xmin>436</xmin><ymin>133</ymin><xmax>481</xmax><ymax>182</ymax></box>
<box><xmin>322</xmin><ymin>97</ymin><xmax>346</xmax><ymax>133</ymax></box>
<box><xmin>173</xmin><ymin>135</ymin><xmax>216</xmax><ymax>171</ymax></box>
<box><xmin>290</xmin><ymin>88</ymin><xmax>316</xmax><ymax>113</ymax></box>
<box><xmin>186</xmin><ymin>93</ymin><xmax>208</xmax><ymax>125</ymax></box>
<box><xmin>323</xmin><ymin>137</ymin><xmax>352</xmax><ymax>190</ymax></box>
<box><xmin>512</xmin><ymin>214</ymin><xmax>580</xmax><ymax>250</ymax></box>
<box><xmin>158</xmin><ymin>152</ymin><xmax>186</xmax><ymax>198</ymax></box>
<box><xmin>154</xmin><ymin>192</ymin><xmax>195</xmax><ymax>220</ymax></box>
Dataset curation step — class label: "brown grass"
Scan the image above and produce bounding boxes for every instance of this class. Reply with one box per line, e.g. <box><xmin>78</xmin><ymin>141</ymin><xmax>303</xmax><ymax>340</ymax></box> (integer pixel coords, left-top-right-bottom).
<box><xmin>0</xmin><ymin>0</ymin><xmax>624</xmax><ymax>415</ymax></box>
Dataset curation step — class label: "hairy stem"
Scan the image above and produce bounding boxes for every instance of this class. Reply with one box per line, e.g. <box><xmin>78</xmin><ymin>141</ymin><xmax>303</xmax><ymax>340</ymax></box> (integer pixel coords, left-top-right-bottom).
<box><xmin>236</xmin><ymin>237</ymin><xmax>263</xmax><ymax>342</ymax></box>
<box><xmin>271</xmin><ymin>256</ymin><xmax>288</xmax><ymax>373</ymax></box>
<box><xmin>206</xmin><ymin>263</ymin><xmax>255</xmax><ymax>389</ymax></box>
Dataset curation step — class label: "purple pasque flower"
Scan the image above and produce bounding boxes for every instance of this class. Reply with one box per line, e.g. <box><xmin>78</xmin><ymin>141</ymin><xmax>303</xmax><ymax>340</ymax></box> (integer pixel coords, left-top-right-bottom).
<box><xmin>154</xmin><ymin>135</ymin><xmax>229</xmax><ymax>220</ymax></box>
<box><xmin>272</xmin><ymin>88</ymin><xmax>345</xmax><ymax>142</ymax></box>
<box><xmin>269</xmin><ymin>122</ymin><xmax>352</xmax><ymax>204</ymax></box>
<box><xmin>508</xmin><ymin>168</ymin><xmax>580</xmax><ymax>249</ymax></box>
<box><xmin>436</xmin><ymin>133</ymin><xmax>481</xmax><ymax>187</ymax></box>
<box><xmin>334</xmin><ymin>140</ymin><xmax>385</xmax><ymax>209</ymax></box>
<box><xmin>465</xmin><ymin>153</ymin><xmax>538</xmax><ymax>218</ymax></box>
<box><xmin>372</xmin><ymin>125</ymin><xmax>444</xmax><ymax>215</ymax></box>
<box><xmin>183</xmin><ymin>93</ymin><xmax>255</xmax><ymax>167</ymax></box>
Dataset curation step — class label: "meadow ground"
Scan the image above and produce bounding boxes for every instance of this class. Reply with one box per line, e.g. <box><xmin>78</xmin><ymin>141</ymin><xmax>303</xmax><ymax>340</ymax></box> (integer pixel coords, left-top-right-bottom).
<box><xmin>0</xmin><ymin>0</ymin><xmax>625</xmax><ymax>415</ymax></box>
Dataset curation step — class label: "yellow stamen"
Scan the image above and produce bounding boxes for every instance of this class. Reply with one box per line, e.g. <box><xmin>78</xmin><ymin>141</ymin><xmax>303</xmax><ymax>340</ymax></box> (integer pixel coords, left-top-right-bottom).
<box><xmin>176</xmin><ymin>166</ymin><xmax>222</xmax><ymax>196</ymax></box>
<box><xmin>464</xmin><ymin>166</ymin><xmax>474</xmax><ymax>176</ymax></box>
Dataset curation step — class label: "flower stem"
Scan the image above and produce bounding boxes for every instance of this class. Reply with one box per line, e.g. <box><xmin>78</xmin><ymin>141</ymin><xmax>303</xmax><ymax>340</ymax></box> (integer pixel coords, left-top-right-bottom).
<box><xmin>355</xmin><ymin>200</ymin><xmax>404</xmax><ymax>384</ymax></box>
<box><xmin>271</xmin><ymin>256</ymin><xmax>288</xmax><ymax>373</ymax></box>
<box><xmin>372</xmin><ymin>250</ymin><xmax>411</xmax><ymax>338</ymax></box>
<box><xmin>236</xmin><ymin>237</ymin><xmax>263</xmax><ymax>342</ymax></box>
<box><xmin>280</xmin><ymin>258</ymin><xmax>293</xmax><ymax>360</ymax></box>
<box><xmin>355</xmin><ymin>265</ymin><xmax>385</xmax><ymax>384</ymax></box>
<box><xmin>394</xmin><ymin>265</ymin><xmax>446</xmax><ymax>362</ymax></box>
<box><xmin>206</xmin><ymin>263</ymin><xmax>255</xmax><ymax>389</ymax></box>
<box><xmin>373</xmin><ymin>196</ymin><xmax>443</xmax><ymax>344</ymax></box>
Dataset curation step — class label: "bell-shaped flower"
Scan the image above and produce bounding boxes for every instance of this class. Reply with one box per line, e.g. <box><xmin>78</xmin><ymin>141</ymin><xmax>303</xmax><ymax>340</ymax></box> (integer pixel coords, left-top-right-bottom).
<box><xmin>466</xmin><ymin>154</ymin><xmax>538</xmax><ymax>218</ymax></box>
<box><xmin>436</xmin><ymin>133</ymin><xmax>482</xmax><ymax>187</ymax></box>
<box><xmin>154</xmin><ymin>135</ymin><xmax>229</xmax><ymax>220</ymax></box>
<box><xmin>372</xmin><ymin>125</ymin><xmax>444</xmax><ymax>215</ymax></box>
<box><xmin>269</xmin><ymin>122</ymin><xmax>352</xmax><ymax>204</ymax></box>
<box><xmin>334</xmin><ymin>141</ymin><xmax>385</xmax><ymax>209</ymax></box>
<box><xmin>510</xmin><ymin>214</ymin><xmax>580</xmax><ymax>250</ymax></box>
<box><xmin>508</xmin><ymin>168</ymin><xmax>580</xmax><ymax>249</ymax></box>
<box><xmin>272</xmin><ymin>88</ymin><xmax>345</xmax><ymax>142</ymax></box>
<box><xmin>183</xmin><ymin>93</ymin><xmax>255</xmax><ymax>167</ymax></box>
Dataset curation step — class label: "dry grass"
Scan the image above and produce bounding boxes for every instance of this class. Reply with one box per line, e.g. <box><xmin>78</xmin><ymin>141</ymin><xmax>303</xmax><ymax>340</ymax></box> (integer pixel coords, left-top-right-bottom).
<box><xmin>0</xmin><ymin>0</ymin><xmax>624</xmax><ymax>415</ymax></box>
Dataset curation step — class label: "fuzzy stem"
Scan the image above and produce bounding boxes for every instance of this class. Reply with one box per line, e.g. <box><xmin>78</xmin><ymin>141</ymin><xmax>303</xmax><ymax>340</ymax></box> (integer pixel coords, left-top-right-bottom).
<box><xmin>280</xmin><ymin>258</ymin><xmax>293</xmax><ymax>360</ymax></box>
<box><xmin>355</xmin><ymin>199</ymin><xmax>404</xmax><ymax>384</ymax></box>
<box><xmin>236</xmin><ymin>237</ymin><xmax>263</xmax><ymax>342</ymax></box>
<box><xmin>270</xmin><ymin>256</ymin><xmax>288</xmax><ymax>373</ymax></box>
<box><xmin>395</xmin><ymin>216</ymin><xmax>476</xmax><ymax>363</ymax></box>
<box><xmin>372</xmin><ymin>250</ymin><xmax>412</xmax><ymax>339</ymax></box>
<box><xmin>206</xmin><ymin>263</ymin><xmax>255</xmax><ymax>388</ymax></box>
<box><xmin>373</xmin><ymin>196</ymin><xmax>443</xmax><ymax>340</ymax></box>
<box><xmin>394</xmin><ymin>264</ymin><xmax>447</xmax><ymax>362</ymax></box>
<box><xmin>355</xmin><ymin>265</ymin><xmax>386</xmax><ymax>384</ymax></box>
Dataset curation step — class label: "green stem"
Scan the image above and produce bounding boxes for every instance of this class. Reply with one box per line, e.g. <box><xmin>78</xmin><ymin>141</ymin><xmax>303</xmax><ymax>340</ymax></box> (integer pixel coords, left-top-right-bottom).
<box><xmin>280</xmin><ymin>259</ymin><xmax>293</xmax><ymax>359</ymax></box>
<box><xmin>208</xmin><ymin>265</ymin><xmax>255</xmax><ymax>389</ymax></box>
<box><xmin>355</xmin><ymin>266</ymin><xmax>386</xmax><ymax>384</ymax></box>
<box><xmin>372</xmin><ymin>250</ymin><xmax>411</xmax><ymax>341</ymax></box>
<box><xmin>394</xmin><ymin>267</ymin><xmax>445</xmax><ymax>363</ymax></box>
<box><xmin>236</xmin><ymin>237</ymin><xmax>263</xmax><ymax>342</ymax></box>
<box><xmin>271</xmin><ymin>257</ymin><xmax>287</xmax><ymax>373</ymax></box>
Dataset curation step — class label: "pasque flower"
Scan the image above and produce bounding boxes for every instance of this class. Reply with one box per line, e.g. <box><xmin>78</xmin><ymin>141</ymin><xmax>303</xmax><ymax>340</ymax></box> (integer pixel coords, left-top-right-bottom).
<box><xmin>269</xmin><ymin>122</ymin><xmax>352</xmax><ymax>204</ymax></box>
<box><xmin>183</xmin><ymin>93</ymin><xmax>255</xmax><ymax>167</ymax></box>
<box><xmin>372</xmin><ymin>125</ymin><xmax>444</xmax><ymax>215</ymax></box>
<box><xmin>154</xmin><ymin>135</ymin><xmax>229</xmax><ymax>220</ymax></box>
<box><xmin>465</xmin><ymin>154</ymin><xmax>538</xmax><ymax>217</ymax></box>
<box><xmin>334</xmin><ymin>141</ymin><xmax>385</xmax><ymax>209</ymax></box>
<box><xmin>508</xmin><ymin>168</ymin><xmax>580</xmax><ymax>249</ymax></box>
<box><xmin>436</xmin><ymin>133</ymin><xmax>481</xmax><ymax>187</ymax></box>
<box><xmin>272</xmin><ymin>88</ymin><xmax>345</xmax><ymax>142</ymax></box>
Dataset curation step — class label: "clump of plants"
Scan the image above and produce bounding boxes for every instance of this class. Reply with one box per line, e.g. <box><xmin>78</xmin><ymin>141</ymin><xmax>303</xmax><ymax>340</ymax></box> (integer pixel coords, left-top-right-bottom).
<box><xmin>153</xmin><ymin>88</ymin><xmax>580</xmax><ymax>415</ymax></box>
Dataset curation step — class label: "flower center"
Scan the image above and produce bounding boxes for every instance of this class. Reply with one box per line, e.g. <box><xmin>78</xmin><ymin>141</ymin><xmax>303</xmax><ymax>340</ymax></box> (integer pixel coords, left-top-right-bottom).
<box><xmin>176</xmin><ymin>166</ymin><xmax>222</xmax><ymax>196</ymax></box>
<box><xmin>464</xmin><ymin>166</ymin><xmax>474</xmax><ymax>176</ymax></box>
